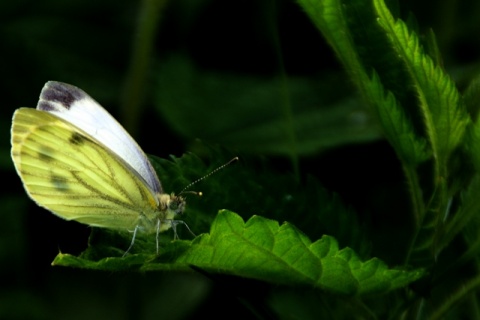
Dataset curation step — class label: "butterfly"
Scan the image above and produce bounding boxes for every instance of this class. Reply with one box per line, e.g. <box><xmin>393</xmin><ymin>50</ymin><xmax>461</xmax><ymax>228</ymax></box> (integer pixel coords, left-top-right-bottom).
<box><xmin>11</xmin><ymin>81</ymin><xmax>194</xmax><ymax>255</ymax></box>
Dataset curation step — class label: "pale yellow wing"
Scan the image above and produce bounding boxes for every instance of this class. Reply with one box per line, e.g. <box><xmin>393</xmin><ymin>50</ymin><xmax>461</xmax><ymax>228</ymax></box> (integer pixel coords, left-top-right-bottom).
<box><xmin>11</xmin><ymin>108</ymin><xmax>159</xmax><ymax>231</ymax></box>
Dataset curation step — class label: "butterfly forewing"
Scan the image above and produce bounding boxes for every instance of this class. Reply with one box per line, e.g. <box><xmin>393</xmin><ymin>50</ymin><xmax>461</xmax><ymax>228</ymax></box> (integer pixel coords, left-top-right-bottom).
<box><xmin>36</xmin><ymin>81</ymin><xmax>163</xmax><ymax>196</ymax></box>
<box><xmin>11</xmin><ymin>108</ymin><xmax>160</xmax><ymax>230</ymax></box>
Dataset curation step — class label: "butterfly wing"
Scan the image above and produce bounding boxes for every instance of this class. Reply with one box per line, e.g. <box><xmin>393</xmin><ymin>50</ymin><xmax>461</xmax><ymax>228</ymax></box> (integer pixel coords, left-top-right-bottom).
<box><xmin>36</xmin><ymin>81</ymin><xmax>163</xmax><ymax>196</ymax></box>
<box><xmin>11</xmin><ymin>108</ymin><xmax>160</xmax><ymax>231</ymax></box>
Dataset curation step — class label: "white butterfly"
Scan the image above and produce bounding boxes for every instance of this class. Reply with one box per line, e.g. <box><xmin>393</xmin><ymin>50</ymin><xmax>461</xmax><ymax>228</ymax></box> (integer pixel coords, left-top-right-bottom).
<box><xmin>11</xmin><ymin>81</ymin><xmax>193</xmax><ymax>255</ymax></box>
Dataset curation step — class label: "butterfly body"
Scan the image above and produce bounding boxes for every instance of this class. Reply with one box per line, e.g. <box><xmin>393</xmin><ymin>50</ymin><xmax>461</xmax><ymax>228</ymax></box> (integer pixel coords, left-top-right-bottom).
<box><xmin>11</xmin><ymin>81</ymin><xmax>186</xmax><ymax>253</ymax></box>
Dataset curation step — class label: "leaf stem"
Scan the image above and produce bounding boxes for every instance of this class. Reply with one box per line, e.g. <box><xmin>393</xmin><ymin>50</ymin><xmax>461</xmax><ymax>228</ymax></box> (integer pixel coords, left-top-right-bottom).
<box><xmin>402</xmin><ymin>163</ymin><xmax>424</xmax><ymax>229</ymax></box>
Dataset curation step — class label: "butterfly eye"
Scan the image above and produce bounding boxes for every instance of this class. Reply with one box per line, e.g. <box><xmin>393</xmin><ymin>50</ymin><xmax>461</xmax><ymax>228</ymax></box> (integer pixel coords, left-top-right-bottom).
<box><xmin>168</xmin><ymin>196</ymin><xmax>186</xmax><ymax>215</ymax></box>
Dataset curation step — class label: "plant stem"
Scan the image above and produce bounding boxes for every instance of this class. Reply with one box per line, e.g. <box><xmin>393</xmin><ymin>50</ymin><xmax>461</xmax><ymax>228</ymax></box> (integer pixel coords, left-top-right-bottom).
<box><xmin>120</xmin><ymin>0</ymin><xmax>169</xmax><ymax>137</ymax></box>
<box><xmin>430</xmin><ymin>274</ymin><xmax>480</xmax><ymax>319</ymax></box>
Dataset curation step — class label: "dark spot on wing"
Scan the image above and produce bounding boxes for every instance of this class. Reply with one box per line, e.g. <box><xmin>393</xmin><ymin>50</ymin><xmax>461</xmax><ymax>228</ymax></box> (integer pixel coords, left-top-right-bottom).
<box><xmin>37</xmin><ymin>101</ymin><xmax>55</xmax><ymax>112</ymax></box>
<box><xmin>51</xmin><ymin>175</ymin><xmax>69</xmax><ymax>191</ymax></box>
<box><xmin>39</xmin><ymin>81</ymin><xmax>86</xmax><ymax>110</ymax></box>
<box><xmin>38</xmin><ymin>146</ymin><xmax>55</xmax><ymax>162</ymax></box>
<box><xmin>69</xmin><ymin>132</ymin><xmax>85</xmax><ymax>145</ymax></box>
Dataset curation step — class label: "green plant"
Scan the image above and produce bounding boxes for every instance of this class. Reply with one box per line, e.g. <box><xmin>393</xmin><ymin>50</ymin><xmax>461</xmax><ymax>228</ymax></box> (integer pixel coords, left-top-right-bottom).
<box><xmin>12</xmin><ymin>0</ymin><xmax>480</xmax><ymax>318</ymax></box>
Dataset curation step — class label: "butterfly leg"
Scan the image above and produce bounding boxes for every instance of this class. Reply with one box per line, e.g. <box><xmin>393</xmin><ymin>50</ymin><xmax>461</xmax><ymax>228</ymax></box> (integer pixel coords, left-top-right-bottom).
<box><xmin>168</xmin><ymin>220</ymin><xmax>196</xmax><ymax>239</ymax></box>
<box><xmin>123</xmin><ymin>225</ymin><xmax>139</xmax><ymax>257</ymax></box>
<box><xmin>178</xmin><ymin>220</ymin><xmax>196</xmax><ymax>237</ymax></box>
<box><xmin>155</xmin><ymin>219</ymin><xmax>161</xmax><ymax>254</ymax></box>
<box><xmin>170</xmin><ymin>220</ymin><xmax>179</xmax><ymax>240</ymax></box>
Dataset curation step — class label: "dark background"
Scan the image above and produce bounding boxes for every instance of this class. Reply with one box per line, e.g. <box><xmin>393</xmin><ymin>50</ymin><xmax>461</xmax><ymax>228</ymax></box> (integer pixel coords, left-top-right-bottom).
<box><xmin>1</xmin><ymin>0</ymin><xmax>479</xmax><ymax>319</ymax></box>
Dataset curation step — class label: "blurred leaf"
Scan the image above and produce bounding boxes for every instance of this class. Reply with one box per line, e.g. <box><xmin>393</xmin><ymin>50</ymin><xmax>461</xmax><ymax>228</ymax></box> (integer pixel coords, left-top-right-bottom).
<box><xmin>463</xmin><ymin>75</ymin><xmax>480</xmax><ymax>121</ymax></box>
<box><xmin>154</xmin><ymin>57</ymin><xmax>381</xmax><ymax>156</ymax></box>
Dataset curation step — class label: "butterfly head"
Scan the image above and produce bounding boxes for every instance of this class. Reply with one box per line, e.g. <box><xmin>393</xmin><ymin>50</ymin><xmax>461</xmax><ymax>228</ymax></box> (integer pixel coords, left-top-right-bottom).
<box><xmin>167</xmin><ymin>193</ymin><xmax>186</xmax><ymax>216</ymax></box>
<box><xmin>158</xmin><ymin>193</ymin><xmax>186</xmax><ymax>218</ymax></box>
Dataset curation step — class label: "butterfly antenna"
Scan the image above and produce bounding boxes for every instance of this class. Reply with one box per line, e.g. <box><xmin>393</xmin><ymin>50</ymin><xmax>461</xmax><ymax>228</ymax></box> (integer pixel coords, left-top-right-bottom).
<box><xmin>179</xmin><ymin>157</ymin><xmax>239</xmax><ymax>195</ymax></box>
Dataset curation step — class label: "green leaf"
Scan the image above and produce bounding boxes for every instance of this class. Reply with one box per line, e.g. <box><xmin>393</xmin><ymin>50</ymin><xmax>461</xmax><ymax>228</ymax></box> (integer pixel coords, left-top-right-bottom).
<box><xmin>296</xmin><ymin>0</ymin><xmax>360</xmax><ymax>73</ymax></box>
<box><xmin>373</xmin><ymin>0</ymin><xmax>469</xmax><ymax>171</ymax></box>
<box><xmin>296</xmin><ymin>0</ymin><xmax>435</xmax><ymax>233</ymax></box>
<box><xmin>296</xmin><ymin>0</ymin><xmax>429</xmax><ymax>167</ymax></box>
<box><xmin>367</xmin><ymin>72</ymin><xmax>430</xmax><ymax>166</ymax></box>
<box><xmin>53</xmin><ymin>210</ymin><xmax>424</xmax><ymax>296</ymax></box>
<box><xmin>370</xmin><ymin>0</ymin><xmax>472</xmax><ymax>268</ymax></box>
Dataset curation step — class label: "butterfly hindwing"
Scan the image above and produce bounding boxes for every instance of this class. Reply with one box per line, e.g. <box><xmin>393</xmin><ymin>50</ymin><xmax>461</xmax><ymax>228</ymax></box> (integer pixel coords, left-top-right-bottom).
<box><xmin>11</xmin><ymin>107</ymin><xmax>160</xmax><ymax>230</ymax></box>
